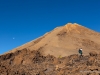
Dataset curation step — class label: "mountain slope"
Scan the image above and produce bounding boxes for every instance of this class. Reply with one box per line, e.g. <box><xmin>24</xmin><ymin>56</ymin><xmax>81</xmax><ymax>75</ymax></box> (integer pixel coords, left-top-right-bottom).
<box><xmin>7</xmin><ymin>23</ymin><xmax>100</xmax><ymax>57</ymax></box>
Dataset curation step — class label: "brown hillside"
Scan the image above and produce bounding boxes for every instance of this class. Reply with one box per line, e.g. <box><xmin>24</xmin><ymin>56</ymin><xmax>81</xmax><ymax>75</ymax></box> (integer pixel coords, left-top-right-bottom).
<box><xmin>6</xmin><ymin>23</ymin><xmax>100</xmax><ymax>57</ymax></box>
<box><xmin>1</xmin><ymin>23</ymin><xmax>100</xmax><ymax>75</ymax></box>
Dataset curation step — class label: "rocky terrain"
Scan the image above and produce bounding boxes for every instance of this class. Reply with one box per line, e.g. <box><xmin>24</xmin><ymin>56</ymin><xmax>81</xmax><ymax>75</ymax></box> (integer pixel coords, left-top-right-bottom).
<box><xmin>1</xmin><ymin>23</ymin><xmax>100</xmax><ymax>75</ymax></box>
<box><xmin>0</xmin><ymin>48</ymin><xmax>100</xmax><ymax>75</ymax></box>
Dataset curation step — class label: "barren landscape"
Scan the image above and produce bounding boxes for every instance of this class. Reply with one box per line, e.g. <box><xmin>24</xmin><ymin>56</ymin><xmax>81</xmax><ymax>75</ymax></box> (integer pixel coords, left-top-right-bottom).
<box><xmin>0</xmin><ymin>23</ymin><xmax>100</xmax><ymax>75</ymax></box>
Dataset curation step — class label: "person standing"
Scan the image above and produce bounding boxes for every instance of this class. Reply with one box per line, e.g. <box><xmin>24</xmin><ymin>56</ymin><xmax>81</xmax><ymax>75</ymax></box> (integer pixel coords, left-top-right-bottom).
<box><xmin>78</xmin><ymin>48</ymin><xmax>83</xmax><ymax>57</ymax></box>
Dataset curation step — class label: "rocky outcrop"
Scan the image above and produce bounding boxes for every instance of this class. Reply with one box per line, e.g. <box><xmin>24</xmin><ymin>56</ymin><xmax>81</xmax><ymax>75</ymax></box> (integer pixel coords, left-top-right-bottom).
<box><xmin>0</xmin><ymin>49</ymin><xmax>100</xmax><ymax>75</ymax></box>
<box><xmin>89</xmin><ymin>51</ymin><xmax>98</xmax><ymax>56</ymax></box>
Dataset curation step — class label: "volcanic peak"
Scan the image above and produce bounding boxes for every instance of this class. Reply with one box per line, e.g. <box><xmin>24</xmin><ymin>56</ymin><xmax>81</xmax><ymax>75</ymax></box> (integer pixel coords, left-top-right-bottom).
<box><xmin>64</xmin><ymin>23</ymin><xmax>82</xmax><ymax>33</ymax></box>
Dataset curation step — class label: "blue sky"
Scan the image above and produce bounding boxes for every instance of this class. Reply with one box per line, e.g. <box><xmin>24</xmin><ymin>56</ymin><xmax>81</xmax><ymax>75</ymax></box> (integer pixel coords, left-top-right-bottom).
<box><xmin>0</xmin><ymin>0</ymin><xmax>100</xmax><ymax>54</ymax></box>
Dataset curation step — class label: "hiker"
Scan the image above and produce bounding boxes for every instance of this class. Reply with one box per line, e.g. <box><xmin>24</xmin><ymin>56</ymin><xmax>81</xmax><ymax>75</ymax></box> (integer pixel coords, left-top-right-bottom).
<box><xmin>78</xmin><ymin>48</ymin><xmax>83</xmax><ymax>57</ymax></box>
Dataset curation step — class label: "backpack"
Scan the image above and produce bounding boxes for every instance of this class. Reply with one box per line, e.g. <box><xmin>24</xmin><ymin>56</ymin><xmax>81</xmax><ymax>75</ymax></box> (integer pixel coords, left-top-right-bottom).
<box><xmin>79</xmin><ymin>49</ymin><xmax>82</xmax><ymax>54</ymax></box>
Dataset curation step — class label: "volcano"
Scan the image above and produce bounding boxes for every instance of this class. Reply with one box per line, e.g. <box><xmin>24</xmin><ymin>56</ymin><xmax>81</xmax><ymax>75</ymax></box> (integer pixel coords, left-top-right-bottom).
<box><xmin>1</xmin><ymin>23</ymin><xmax>100</xmax><ymax>75</ymax></box>
<box><xmin>8</xmin><ymin>23</ymin><xmax>100</xmax><ymax>57</ymax></box>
